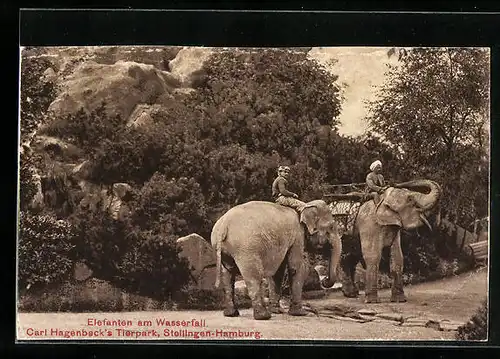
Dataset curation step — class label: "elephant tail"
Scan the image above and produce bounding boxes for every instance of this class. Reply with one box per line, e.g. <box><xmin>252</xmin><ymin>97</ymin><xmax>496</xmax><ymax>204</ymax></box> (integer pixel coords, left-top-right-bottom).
<box><xmin>212</xmin><ymin>217</ymin><xmax>228</xmax><ymax>289</ymax></box>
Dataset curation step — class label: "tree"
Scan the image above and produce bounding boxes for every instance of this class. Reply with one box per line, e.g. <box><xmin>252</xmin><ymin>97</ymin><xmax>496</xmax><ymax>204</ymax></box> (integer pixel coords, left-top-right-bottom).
<box><xmin>19</xmin><ymin>55</ymin><xmax>56</xmax><ymax>145</ymax></box>
<box><xmin>366</xmin><ymin>47</ymin><xmax>490</xmax><ymax>224</ymax></box>
<box><xmin>19</xmin><ymin>55</ymin><xmax>57</xmax><ymax>212</ymax></box>
<box><xmin>186</xmin><ymin>48</ymin><xmax>343</xmax><ymax>201</ymax></box>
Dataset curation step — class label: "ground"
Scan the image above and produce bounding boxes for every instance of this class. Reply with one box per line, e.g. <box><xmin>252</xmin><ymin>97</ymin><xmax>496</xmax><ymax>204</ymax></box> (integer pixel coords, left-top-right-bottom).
<box><xmin>16</xmin><ymin>266</ymin><xmax>487</xmax><ymax>341</ymax></box>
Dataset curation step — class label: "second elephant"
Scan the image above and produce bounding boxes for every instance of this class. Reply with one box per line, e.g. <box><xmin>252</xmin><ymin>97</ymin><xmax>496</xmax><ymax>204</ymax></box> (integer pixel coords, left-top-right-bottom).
<box><xmin>340</xmin><ymin>179</ymin><xmax>442</xmax><ymax>303</ymax></box>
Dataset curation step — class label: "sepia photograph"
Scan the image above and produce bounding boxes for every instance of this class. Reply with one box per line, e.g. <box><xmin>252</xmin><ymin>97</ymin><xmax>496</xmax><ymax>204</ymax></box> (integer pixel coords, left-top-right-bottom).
<box><xmin>16</xmin><ymin>45</ymin><xmax>490</xmax><ymax>341</ymax></box>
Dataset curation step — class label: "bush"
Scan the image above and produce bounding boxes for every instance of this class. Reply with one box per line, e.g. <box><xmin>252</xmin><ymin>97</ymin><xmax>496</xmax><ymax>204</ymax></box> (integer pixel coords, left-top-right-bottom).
<box><xmin>18</xmin><ymin>212</ymin><xmax>76</xmax><ymax>291</ymax></box>
<box><xmin>19</xmin><ymin>150</ymin><xmax>43</xmax><ymax>212</ymax></box>
<box><xmin>89</xmin><ymin>121</ymin><xmax>179</xmax><ymax>185</ymax></box>
<box><xmin>401</xmin><ymin>231</ymin><xmax>442</xmax><ymax>279</ymax></box>
<box><xmin>19</xmin><ymin>55</ymin><xmax>56</xmax><ymax>144</ymax></box>
<box><xmin>69</xmin><ymin>207</ymin><xmax>134</xmax><ymax>278</ymax></box>
<box><xmin>131</xmin><ymin>173</ymin><xmax>210</xmax><ymax>238</ymax></box>
<box><xmin>69</xmin><ymin>206</ymin><xmax>192</xmax><ymax>301</ymax></box>
<box><xmin>116</xmin><ymin>230</ymin><xmax>192</xmax><ymax>300</ymax></box>
<box><xmin>43</xmin><ymin>104</ymin><xmax>124</xmax><ymax>155</ymax></box>
<box><xmin>456</xmin><ymin>299</ymin><xmax>488</xmax><ymax>341</ymax></box>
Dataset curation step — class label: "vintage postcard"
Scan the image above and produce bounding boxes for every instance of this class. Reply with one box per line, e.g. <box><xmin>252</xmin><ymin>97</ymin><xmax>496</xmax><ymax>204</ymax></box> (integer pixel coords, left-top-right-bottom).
<box><xmin>16</xmin><ymin>45</ymin><xmax>490</xmax><ymax>342</ymax></box>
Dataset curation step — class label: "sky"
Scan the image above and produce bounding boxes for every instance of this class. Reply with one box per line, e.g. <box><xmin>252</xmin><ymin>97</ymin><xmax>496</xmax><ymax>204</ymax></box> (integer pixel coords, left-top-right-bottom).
<box><xmin>308</xmin><ymin>47</ymin><xmax>401</xmax><ymax>137</ymax></box>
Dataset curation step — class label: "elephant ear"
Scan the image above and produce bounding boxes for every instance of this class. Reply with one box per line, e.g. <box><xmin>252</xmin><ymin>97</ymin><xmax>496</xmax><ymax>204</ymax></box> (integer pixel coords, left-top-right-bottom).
<box><xmin>375</xmin><ymin>188</ymin><xmax>403</xmax><ymax>227</ymax></box>
<box><xmin>300</xmin><ymin>205</ymin><xmax>320</xmax><ymax>235</ymax></box>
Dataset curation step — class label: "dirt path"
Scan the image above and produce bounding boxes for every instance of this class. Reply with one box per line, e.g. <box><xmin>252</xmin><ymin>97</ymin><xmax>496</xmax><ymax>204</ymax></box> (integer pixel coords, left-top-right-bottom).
<box><xmin>16</xmin><ymin>267</ymin><xmax>488</xmax><ymax>341</ymax></box>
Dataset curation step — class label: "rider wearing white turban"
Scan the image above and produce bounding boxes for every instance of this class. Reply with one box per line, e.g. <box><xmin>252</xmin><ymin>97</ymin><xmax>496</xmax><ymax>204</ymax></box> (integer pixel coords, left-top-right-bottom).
<box><xmin>369</xmin><ymin>160</ymin><xmax>382</xmax><ymax>172</ymax></box>
<box><xmin>366</xmin><ymin>160</ymin><xmax>387</xmax><ymax>204</ymax></box>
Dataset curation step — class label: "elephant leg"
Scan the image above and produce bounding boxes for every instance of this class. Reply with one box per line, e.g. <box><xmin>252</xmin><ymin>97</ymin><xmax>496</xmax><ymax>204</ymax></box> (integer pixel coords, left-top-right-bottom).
<box><xmin>239</xmin><ymin>263</ymin><xmax>271</xmax><ymax>320</ymax></box>
<box><xmin>269</xmin><ymin>260</ymin><xmax>287</xmax><ymax>314</ymax></box>
<box><xmin>361</xmin><ymin>231</ymin><xmax>383</xmax><ymax>304</ymax></box>
<box><xmin>390</xmin><ymin>231</ymin><xmax>407</xmax><ymax>303</ymax></box>
<box><xmin>340</xmin><ymin>236</ymin><xmax>360</xmax><ymax>298</ymax></box>
<box><xmin>286</xmin><ymin>246</ymin><xmax>308</xmax><ymax>316</ymax></box>
<box><xmin>341</xmin><ymin>259</ymin><xmax>359</xmax><ymax>298</ymax></box>
<box><xmin>246</xmin><ymin>278</ymin><xmax>271</xmax><ymax>320</ymax></box>
<box><xmin>221</xmin><ymin>265</ymin><xmax>239</xmax><ymax>317</ymax></box>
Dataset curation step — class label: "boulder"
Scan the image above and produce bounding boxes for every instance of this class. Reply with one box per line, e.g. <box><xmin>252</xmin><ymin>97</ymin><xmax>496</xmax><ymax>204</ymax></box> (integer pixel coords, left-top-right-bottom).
<box><xmin>168</xmin><ymin>47</ymin><xmax>214</xmax><ymax>87</ymax></box>
<box><xmin>42</xmin><ymin>67</ymin><xmax>57</xmax><ymax>82</ymax></box>
<box><xmin>176</xmin><ymin>233</ymin><xmax>217</xmax><ymax>289</ymax></box>
<box><xmin>90</xmin><ymin>46</ymin><xmax>182</xmax><ymax>70</ymax></box>
<box><xmin>126</xmin><ymin>104</ymin><xmax>163</xmax><ymax>128</ymax></box>
<box><xmin>29</xmin><ymin>172</ymin><xmax>44</xmax><ymax>211</ymax></box>
<box><xmin>48</xmin><ymin>60</ymin><xmax>181</xmax><ymax>122</ymax></box>
<box><xmin>197</xmin><ymin>267</ymin><xmax>218</xmax><ymax>291</ymax></box>
<box><xmin>112</xmin><ymin>183</ymin><xmax>132</xmax><ymax>199</ymax></box>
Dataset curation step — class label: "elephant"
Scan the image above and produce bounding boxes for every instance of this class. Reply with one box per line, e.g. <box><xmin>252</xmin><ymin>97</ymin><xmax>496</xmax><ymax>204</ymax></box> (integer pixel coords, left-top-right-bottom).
<box><xmin>211</xmin><ymin>199</ymin><xmax>341</xmax><ymax>320</ymax></box>
<box><xmin>339</xmin><ymin>179</ymin><xmax>442</xmax><ymax>303</ymax></box>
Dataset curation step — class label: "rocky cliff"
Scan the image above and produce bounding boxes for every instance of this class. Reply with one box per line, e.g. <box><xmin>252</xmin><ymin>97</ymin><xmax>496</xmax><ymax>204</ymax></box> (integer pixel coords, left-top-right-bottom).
<box><xmin>21</xmin><ymin>46</ymin><xmax>217</xmax><ymax>217</ymax></box>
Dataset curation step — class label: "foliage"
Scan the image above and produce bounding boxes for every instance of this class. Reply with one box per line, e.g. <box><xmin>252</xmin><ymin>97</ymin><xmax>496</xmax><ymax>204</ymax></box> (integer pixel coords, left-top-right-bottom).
<box><xmin>131</xmin><ymin>173</ymin><xmax>209</xmax><ymax>237</ymax></box>
<box><xmin>115</xmin><ymin>230</ymin><xmax>192</xmax><ymax>300</ymax></box>
<box><xmin>68</xmin><ymin>206</ymin><xmax>192</xmax><ymax>300</ymax></box>
<box><xmin>456</xmin><ymin>299</ymin><xmax>488</xmax><ymax>341</ymax></box>
<box><xmin>19</xmin><ymin>55</ymin><xmax>57</xmax><ymax>144</ymax></box>
<box><xmin>366</xmin><ymin>47</ymin><xmax>490</xmax><ymax>225</ymax></box>
<box><xmin>18</xmin><ymin>150</ymin><xmax>42</xmax><ymax>212</ymax></box>
<box><xmin>18</xmin><ymin>212</ymin><xmax>76</xmax><ymax>290</ymax></box>
<box><xmin>19</xmin><ymin>54</ymin><xmax>57</xmax><ymax>213</ymax></box>
<box><xmin>401</xmin><ymin>231</ymin><xmax>441</xmax><ymax>279</ymax></box>
<box><xmin>43</xmin><ymin>104</ymin><xmax>124</xmax><ymax>156</ymax></box>
<box><xmin>89</xmin><ymin>48</ymin><xmax>344</xmax><ymax>238</ymax></box>
<box><xmin>189</xmin><ymin>49</ymin><xmax>342</xmax><ymax>201</ymax></box>
<box><xmin>69</xmin><ymin>207</ymin><xmax>133</xmax><ymax>277</ymax></box>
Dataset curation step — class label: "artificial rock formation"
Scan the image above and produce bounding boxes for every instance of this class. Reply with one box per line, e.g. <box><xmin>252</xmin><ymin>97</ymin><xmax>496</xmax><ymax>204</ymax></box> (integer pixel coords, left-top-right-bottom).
<box><xmin>47</xmin><ymin>60</ymin><xmax>181</xmax><ymax>122</ymax></box>
<box><xmin>176</xmin><ymin>233</ymin><xmax>217</xmax><ymax>290</ymax></box>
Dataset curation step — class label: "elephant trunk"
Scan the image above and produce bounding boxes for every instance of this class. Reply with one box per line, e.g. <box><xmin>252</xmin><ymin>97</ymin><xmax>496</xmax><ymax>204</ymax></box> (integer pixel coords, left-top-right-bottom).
<box><xmin>395</xmin><ymin>179</ymin><xmax>442</xmax><ymax>211</ymax></box>
<box><xmin>321</xmin><ymin>232</ymin><xmax>342</xmax><ymax>288</ymax></box>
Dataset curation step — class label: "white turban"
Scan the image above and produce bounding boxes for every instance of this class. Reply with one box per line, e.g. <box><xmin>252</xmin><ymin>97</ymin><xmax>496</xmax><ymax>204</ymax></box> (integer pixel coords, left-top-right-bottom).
<box><xmin>370</xmin><ymin>160</ymin><xmax>382</xmax><ymax>171</ymax></box>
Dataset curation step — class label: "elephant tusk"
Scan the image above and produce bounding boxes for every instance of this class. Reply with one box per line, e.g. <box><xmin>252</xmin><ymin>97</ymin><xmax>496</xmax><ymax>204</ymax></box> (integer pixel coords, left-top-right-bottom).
<box><xmin>420</xmin><ymin>213</ymin><xmax>432</xmax><ymax>231</ymax></box>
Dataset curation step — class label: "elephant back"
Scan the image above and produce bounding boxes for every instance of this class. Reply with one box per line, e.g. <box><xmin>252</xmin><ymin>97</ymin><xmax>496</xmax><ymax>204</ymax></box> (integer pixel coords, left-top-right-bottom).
<box><xmin>230</xmin><ymin>200</ymin><xmax>302</xmax><ymax>223</ymax></box>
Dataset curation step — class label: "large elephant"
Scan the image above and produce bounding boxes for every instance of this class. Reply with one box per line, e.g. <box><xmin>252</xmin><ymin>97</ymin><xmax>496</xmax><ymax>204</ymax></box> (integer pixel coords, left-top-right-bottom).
<box><xmin>340</xmin><ymin>179</ymin><xmax>442</xmax><ymax>303</ymax></box>
<box><xmin>211</xmin><ymin>199</ymin><xmax>341</xmax><ymax>320</ymax></box>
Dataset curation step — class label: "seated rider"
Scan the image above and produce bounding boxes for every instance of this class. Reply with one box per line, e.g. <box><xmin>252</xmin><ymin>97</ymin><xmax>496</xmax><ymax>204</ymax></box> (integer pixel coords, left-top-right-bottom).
<box><xmin>366</xmin><ymin>160</ymin><xmax>389</xmax><ymax>205</ymax></box>
<box><xmin>272</xmin><ymin>165</ymin><xmax>305</xmax><ymax>212</ymax></box>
